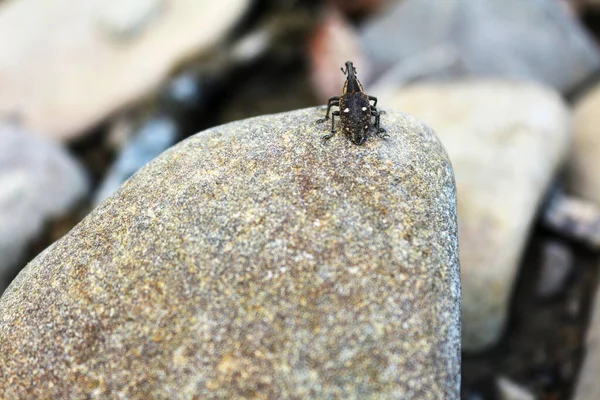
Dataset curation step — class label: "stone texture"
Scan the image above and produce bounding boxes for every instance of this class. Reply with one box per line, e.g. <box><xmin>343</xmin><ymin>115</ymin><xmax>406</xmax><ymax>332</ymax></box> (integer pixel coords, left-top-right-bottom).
<box><xmin>0</xmin><ymin>108</ymin><xmax>461</xmax><ymax>399</ymax></box>
<box><xmin>570</xmin><ymin>83</ymin><xmax>600</xmax><ymax>206</ymax></box>
<box><xmin>389</xmin><ymin>81</ymin><xmax>571</xmax><ymax>351</ymax></box>
<box><xmin>361</xmin><ymin>0</ymin><xmax>600</xmax><ymax>93</ymax></box>
<box><xmin>0</xmin><ymin>0</ymin><xmax>249</xmax><ymax>140</ymax></box>
<box><xmin>0</xmin><ymin>122</ymin><xmax>88</xmax><ymax>290</ymax></box>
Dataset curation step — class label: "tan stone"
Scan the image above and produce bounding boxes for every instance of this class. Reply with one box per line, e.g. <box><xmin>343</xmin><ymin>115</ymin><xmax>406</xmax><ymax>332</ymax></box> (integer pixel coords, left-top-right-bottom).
<box><xmin>0</xmin><ymin>0</ymin><xmax>249</xmax><ymax>139</ymax></box>
<box><xmin>388</xmin><ymin>81</ymin><xmax>571</xmax><ymax>351</ymax></box>
<box><xmin>569</xmin><ymin>83</ymin><xmax>600</xmax><ymax>205</ymax></box>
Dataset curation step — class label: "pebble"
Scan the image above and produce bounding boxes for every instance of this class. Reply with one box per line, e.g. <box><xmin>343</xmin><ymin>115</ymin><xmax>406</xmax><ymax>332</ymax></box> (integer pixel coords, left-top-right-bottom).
<box><xmin>0</xmin><ymin>0</ymin><xmax>250</xmax><ymax>139</ymax></box>
<box><xmin>542</xmin><ymin>190</ymin><xmax>600</xmax><ymax>249</ymax></box>
<box><xmin>0</xmin><ymin>122</ymin><xmax>88</xmax><ymax>291</ymax></box>
<box><xmin>535</xmin><ymin>240</ymin><xmax>573</xmax><ymax>299</ymax></box>
<box><xmin>389</xmin><ymin>80</ymin><xmax>571</xmax><ymax>351</ymax></box>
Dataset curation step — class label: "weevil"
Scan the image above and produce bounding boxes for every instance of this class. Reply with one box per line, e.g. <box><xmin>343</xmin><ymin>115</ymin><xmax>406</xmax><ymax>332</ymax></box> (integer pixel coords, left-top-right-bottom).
<box><xmin>317</xmin><ymin>61</ymin><xmax>388</xmax><ymax>145</ymax></box>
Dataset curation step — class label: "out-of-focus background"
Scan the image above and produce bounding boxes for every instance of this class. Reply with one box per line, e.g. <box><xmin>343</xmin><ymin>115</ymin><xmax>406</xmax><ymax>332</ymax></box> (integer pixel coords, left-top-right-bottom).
<box><xmin>4</xmin><ymin>0</ymin><xmax>600</xmax><ymax>398</ymax></box>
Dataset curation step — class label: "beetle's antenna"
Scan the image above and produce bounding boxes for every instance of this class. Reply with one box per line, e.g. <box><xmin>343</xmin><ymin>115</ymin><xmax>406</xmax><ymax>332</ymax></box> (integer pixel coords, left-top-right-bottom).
<box><xmin>341</xmin><ymin>67</ymin><xmax>347</xmax><ymax>75</ymax></box>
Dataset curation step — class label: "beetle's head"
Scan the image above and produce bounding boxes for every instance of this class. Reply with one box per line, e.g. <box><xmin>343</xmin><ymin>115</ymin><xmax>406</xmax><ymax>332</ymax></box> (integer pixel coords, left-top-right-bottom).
<box><xmin>341</xmin><ymin>61</ymin><xmax>357</xmax><ymax>78</ymax></box>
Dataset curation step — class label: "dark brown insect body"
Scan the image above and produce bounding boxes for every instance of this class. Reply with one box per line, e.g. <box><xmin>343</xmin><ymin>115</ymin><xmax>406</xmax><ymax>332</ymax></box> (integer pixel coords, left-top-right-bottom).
<box><xmin>317</xmin><ymin>61</ymin><xmax>387</xmax><ymax>145</ymax></box>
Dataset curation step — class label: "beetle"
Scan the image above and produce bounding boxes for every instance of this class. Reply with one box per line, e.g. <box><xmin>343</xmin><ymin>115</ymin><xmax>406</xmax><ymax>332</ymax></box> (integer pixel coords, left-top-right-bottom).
<box><xmin>317</xmin><ymin>61</ymin><xmax>387</xmax><ymax>145</ymax></box>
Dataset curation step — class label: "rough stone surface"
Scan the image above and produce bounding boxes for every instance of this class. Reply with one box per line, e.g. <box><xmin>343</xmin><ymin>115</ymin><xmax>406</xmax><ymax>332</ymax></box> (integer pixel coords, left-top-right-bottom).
<box><xmin>0</xmin><ymin>122</ymin><xmax>88</xmax><ymax>290</ymax></box>
<box><xmin>361</xmin><ymin>0</ymin><xmax>600</xmax><ymax>93</ymax></box>
<box><xmin>389</xmin><ymin>81</ymin><xmax>571</xmax><ymax>351</ymax></box>
<box><xmin>0</xmin><ymin>0</ymin><xmax>249</xmax><ymax>140</ymax></box>
<box><xmin>0</xmin><ymin>108</ymin><xmax>461</xmax><ymax>399</ymax></box>
<box><xmin>570</xmin><ymin>83</ymin><xmax>600</xmax><ymax>206</ymax></box>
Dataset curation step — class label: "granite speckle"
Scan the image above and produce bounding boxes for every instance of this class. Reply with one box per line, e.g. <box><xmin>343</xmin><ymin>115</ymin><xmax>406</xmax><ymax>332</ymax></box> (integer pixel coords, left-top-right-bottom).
<box><xmin>0</xmin><ymin>108</ymin><xmax>460</xmax><ymax>399</ymax></box>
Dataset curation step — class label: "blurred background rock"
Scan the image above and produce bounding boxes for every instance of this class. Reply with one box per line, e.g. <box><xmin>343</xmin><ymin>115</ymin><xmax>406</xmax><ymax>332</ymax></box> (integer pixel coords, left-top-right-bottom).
<box><xmin>4</xmin><ymin>0</ymin><xmax>600</xmax><ymax>398</ymax></box>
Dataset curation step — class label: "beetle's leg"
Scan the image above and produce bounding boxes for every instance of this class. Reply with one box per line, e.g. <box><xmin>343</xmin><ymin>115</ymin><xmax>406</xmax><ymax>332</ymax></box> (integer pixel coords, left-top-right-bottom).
<box><xmin>322</xmin><ymin>111</ymin><xmax>340</xmax><ymax>141</ymax></box>
<box><xmin>317</xmin><ymin>96</ymin><xmax>340</xmax><ymax>123</ymax></box>
<box><xmin>368</xmin><ymin>95</ymin><xmax>378</xmax><ymax>107</ymax></box>
<box><xmin>371</xmin><ymin>110</ymin><xmax>389</xmax><ymax>139</ymax></box>
<box><xmin>317</xmin><ymin>101</ymin><xmax>338</xmax><ymax>123</ymax></box>
<box><xmin>371</xmin><ymin>105</ymin><xmax>386</xmax><ymax>115</ymax></box>
<box><xmin>371</xmin><ymin>105</ymin><xmax>386</xmax><ymax>116</ymax></box>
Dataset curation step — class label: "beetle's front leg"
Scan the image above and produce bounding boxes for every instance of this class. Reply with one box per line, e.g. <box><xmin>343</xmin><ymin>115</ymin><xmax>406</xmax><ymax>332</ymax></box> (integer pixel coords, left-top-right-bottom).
<box><xmin>322</xmin><ymin>111</ymin><xmax>340</xmax><ymax>141</ymax></box>
<box><xmin>317</xmin><ymin>96</ymin><xmax>340</xmax><ymax>123</ymax></box>
<box><xmin>371</xmin><ymin>105</ymin><xmax>386</xmax><ymax>115</ymax></box>
<box><xmin>368</xmin><ymin>95</ymin><xmax>378</xmax><ymax>108</ymax></box>
<box><xmin>372</xmin><ymin>110</ymin><xmax>389</xmax><ymax>139</ymax></box>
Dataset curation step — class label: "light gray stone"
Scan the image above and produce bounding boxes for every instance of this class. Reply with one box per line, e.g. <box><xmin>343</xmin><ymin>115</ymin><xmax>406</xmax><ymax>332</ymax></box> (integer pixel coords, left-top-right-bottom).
<box><xmin>0</xmin><ymin>108</ymin><xmax>461</xmax><ymax>399</ymax></box>
<box><xmin>0</xmin><ymin>122</ymin><xmax>88</xmax><ymax>290</ymax></box>
<box><xmin>389</xmin><ymin>80</ymin><xmax>571</xmax><ymax>351</ymax></box>
<box><xmin>361</xmin><ymin>0</ymin><xmax>600</xmax><ymax>93</ymax></box>
<box><xmin>535</xmin><ymin>241</ymin><xmax>573</xmax><ymax>299</ymax></box>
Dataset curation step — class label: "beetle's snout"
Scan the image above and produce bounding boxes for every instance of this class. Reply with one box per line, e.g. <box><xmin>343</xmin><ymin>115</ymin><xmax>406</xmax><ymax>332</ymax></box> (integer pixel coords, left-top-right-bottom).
<box><xmin>351</xmin><ymin>133</ymin><xmax>366</xmax><ymax>145</ymax></box>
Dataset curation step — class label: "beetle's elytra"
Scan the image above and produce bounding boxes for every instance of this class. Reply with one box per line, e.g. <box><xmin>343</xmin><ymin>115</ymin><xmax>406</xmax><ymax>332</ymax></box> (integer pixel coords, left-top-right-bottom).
<box><xmin>317</xmin><ymin>61</ymin><xmax>388</xmax><ymax>145</ymax></box>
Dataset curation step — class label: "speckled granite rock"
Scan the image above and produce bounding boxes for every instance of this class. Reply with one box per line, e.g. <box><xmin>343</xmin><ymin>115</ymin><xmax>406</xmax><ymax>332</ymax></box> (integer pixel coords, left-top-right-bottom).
<box><xmin>569</xmin><ymin>83</ymin><xmax>600</xmax><ymax>206</ymax></box>
<box><xmin>0</xmin><ymin>108</ymin><xmax>461</xmax><ymax>399</ymax></box>
<box><xmin>389</xmin><ymin>81</ymin><xmax>570</xmax><ymax>351</ymax></box>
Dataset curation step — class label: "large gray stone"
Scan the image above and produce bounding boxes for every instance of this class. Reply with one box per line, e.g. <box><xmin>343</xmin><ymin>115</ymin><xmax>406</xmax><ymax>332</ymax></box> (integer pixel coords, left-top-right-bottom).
<box><xmin>389</xmin><ymin>81</ymin><xmax>571</xmax><ymax>351</ymax></box>
<box><xmin>0</xmin><ymin>108</ymin><xmax>461</xmax><ymax>399</ymax></box>
<box><xmin>361</xmin><ymin>0</ymin><xmax>600</xmax><ymax>93</ymax></box>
